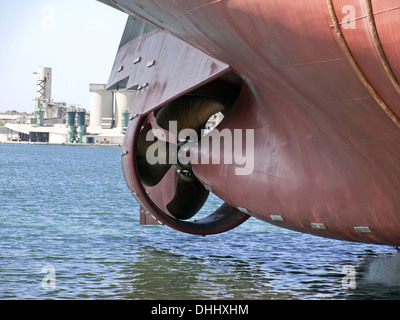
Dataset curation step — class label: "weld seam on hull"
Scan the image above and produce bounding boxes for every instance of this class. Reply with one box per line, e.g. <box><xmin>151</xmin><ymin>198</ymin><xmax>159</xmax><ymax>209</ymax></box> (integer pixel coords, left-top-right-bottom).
<box><xmin>365</xmin><ymin>0</ymin><xmax>400</xmax><ymax>97</ymax></box>
<box><xmin>326</xmin><ymin>0</ymin><xmax>400</xmax><ymax>129</ymax></box>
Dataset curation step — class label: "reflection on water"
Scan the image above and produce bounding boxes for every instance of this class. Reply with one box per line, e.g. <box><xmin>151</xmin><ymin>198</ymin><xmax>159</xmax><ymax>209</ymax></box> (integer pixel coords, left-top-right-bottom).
<box><xmin>117</xmin><ymin>246</ymin><xmax>207</xmax><ymax>299</ymax></box>
<box><xmin>115</xmin><ymin>245</ymin><xmax>282</xmax><ymax>300</ymax></box>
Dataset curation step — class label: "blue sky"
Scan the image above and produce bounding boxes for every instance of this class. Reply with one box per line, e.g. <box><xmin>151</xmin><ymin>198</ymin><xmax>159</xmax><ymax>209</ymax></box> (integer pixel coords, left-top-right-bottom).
<box><xmin>0</xmin><ymin>0</ymin><xmax>128</xmax><ymax>113</ymax></box>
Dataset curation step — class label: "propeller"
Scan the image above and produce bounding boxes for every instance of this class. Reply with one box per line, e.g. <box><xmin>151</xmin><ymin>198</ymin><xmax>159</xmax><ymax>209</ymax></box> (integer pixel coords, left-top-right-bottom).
<box><xmin>135</xmin><ymin>95</ymin><xmax>225</xmax><ymax>220</ymax></box>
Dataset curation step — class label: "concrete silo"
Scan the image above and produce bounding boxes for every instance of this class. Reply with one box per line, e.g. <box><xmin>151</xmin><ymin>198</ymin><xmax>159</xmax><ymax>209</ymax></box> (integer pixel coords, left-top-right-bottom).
<box><xmin>36</xmin><ymin>66</ymin><xmax>52</xmax><ymax>102</ymax></box>
<box><xmin>33</xmin><ymin>66</ymin><xmax>52</xmax><ymax>125</ymax></box>
<box><xmin>115</xmin><ymin>90</ymin><xmax>136</xmax><ymax>131</ymax></box>
<box><xmin>89</xmin><ymin>84</ymin><xmax>113</xmax><ymax>130</ymax></box>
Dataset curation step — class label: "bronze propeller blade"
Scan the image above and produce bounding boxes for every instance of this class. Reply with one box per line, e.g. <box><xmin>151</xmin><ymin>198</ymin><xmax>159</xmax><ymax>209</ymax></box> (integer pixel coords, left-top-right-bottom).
<box><xmin>136</xmin><ymin>123</ymin><xmax>173</xmax><ymax>187</ymax></box>
<box><xmin>156</xmin><ymin>95</ymin><xmax>224</xmax><ymax>136</ymax></box>
<box><xmin>166</xmin><ymin>172</ymin><xmax>210</xmax><ymax>220</ymax></box>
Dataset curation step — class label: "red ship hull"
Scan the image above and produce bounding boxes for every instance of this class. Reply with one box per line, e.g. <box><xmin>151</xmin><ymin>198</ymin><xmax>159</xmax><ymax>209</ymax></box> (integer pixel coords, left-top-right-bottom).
<box><xmin>104</xmin><ymin>0</ymin><xmax>400</xmax><ymax>245</ymax></box>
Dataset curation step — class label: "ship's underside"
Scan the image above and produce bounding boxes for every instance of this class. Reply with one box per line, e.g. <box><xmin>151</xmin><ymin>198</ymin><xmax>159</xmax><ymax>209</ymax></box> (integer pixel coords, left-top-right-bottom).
<box><xmin>102</xmin><ymin>0</ymin><xmax>400</xmax><ymax>246</ymax></box>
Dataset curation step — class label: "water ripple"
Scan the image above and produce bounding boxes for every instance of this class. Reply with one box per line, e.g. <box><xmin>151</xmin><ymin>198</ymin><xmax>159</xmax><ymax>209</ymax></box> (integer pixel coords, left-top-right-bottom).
<box><xmin>0</xmin><ymin>144</ymin><xmax>397</xmax><ymax>299</ymax></box>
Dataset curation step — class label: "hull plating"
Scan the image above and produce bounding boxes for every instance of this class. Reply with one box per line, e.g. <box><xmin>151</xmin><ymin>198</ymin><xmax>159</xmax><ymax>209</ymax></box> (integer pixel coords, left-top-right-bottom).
<box><xmin>111</xmin><ymin>0</ymin><xmax>400</xmax><ymax>245</ymax></box>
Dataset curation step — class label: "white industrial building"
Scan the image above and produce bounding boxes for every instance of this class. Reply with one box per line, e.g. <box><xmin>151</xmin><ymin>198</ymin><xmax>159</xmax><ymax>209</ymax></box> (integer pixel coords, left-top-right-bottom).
<box><xmin>3</xmin><ymin>67</ymin><xmax>136</xmax><ymax>145</ymax></box>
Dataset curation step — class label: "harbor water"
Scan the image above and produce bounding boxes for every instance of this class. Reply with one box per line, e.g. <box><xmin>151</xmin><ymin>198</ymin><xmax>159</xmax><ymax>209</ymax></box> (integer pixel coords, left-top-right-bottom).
<box><xmin>1</xmin><ymin>143</ymin><xmax>400</xmax><ymax>300</ymax></box>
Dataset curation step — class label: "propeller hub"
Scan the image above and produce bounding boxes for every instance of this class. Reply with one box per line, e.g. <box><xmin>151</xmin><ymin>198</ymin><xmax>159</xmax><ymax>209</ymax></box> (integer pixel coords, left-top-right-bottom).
<box><xmin>176</xmin><ymin>169</ymin><xmax>194</xmax><ymax>182</ymax></box>
<box><xmin>174</xmin><ymin>140</ymin><xmax>195</xmax><ymax>171</ymax></box>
